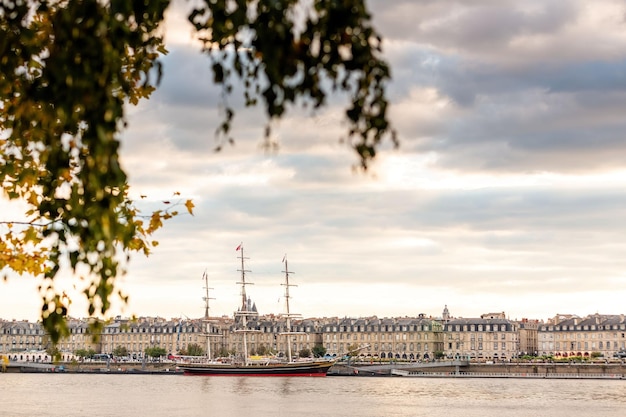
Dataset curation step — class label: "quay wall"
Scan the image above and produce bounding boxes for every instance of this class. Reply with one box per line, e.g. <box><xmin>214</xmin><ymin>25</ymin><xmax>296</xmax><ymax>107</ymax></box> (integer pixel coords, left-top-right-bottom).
<box><xmin>6</xmin><ymin>361</ymin><xmax>626</xmax><ymax>377</ymax></box>
<box><xmin>332</xmin><ymin>362</ymin><xmax>626</xmax><ymax>377</ymax></box>
<box><xmin>3</xmin><ymin>361</ymin><xmax>177</xmax><ymax>374</ymax></box>
<box><xmin>466</xmin><ymin>363</ymin><xmax>626</xmax><ymax>376</ymax></box>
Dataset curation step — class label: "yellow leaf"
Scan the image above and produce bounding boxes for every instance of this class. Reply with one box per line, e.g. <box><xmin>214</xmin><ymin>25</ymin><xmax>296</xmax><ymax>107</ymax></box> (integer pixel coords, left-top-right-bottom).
<box><xmin>185</xmin><ymin>199</ymin><xmax>195</xmax><ymax>215</ymax></box>
<box><xmin>148</xmin><ymin>211</ymin><xmax>163</xmax><ymax>233</ymax></box>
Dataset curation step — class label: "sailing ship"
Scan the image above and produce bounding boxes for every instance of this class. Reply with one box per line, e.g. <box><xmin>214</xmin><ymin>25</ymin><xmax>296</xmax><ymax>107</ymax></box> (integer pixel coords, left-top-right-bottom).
<box><xmin>180</xmin><ymin>245</ymin><xmax>335</xmax><ymax>376</ymax></box>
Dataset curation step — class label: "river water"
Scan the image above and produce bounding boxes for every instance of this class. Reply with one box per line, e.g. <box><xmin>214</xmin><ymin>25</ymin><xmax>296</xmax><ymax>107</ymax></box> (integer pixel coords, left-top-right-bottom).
<box><xmin>1</xmin><ymin>374</ymin><xmax>624</xmax><ymax>417</ymax></box>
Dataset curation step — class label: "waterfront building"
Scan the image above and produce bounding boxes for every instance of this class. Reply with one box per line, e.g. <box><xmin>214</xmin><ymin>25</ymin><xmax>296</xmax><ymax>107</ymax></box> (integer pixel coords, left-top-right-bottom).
<box><xmin>3</xmin><ymin>309</ymin><xmax>626</xmax><ymax>363</ymax></box>
<box><xmin>61</xmin><ymin>319</ymin><xmax>100</xmax><ymax>356</ymax></box>
<box><xmin>216</xmin><ymin>314</ymin><xmax>323</xmax><ymax>358</ymax></box>
<box><xmin>538</xmin><ymin>313</ymin><xmax>626</xmax><ymax>358</ymax></box>
<box><xmin>320</xmin><ymin>314</ymin><xmax>444</xmax><ymax>360</ymax></box>
<box><xmin>100</xmin><ymin>316</ymin><xmax>207</xmax><ymax>359</ymax></box>
<box><xmin>518</xmin><ymin>318</ymin><xmax>540</xmax><ymax>356</ymax></box>
<box><xmin>0</xmin><ymin>320</ymin><xmax>47</xmax><ymax>358</ymax></box>
<box><xmin>443</xmin><ymin>312</ymin><xmax>519</xmax><ymax>361</ymax></box>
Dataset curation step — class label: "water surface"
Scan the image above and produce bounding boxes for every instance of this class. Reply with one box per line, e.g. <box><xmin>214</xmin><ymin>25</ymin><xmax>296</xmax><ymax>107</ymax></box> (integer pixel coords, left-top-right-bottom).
<box><xmin>1</xmin><ymin>374</ymin><xmax>624</xmax><ymax>417</ymax></box>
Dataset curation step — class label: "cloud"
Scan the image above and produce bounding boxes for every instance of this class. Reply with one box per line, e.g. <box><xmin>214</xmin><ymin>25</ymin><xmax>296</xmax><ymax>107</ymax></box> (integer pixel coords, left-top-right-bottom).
<box><xmin>3</xmin><ymin>0</ymin><xmax>626</xmax><ymax>323</ymax></box>
<box><xmin>372</xmin><ymin>0</ymin><xmax>626</xmax><ymax>175</ymax></box>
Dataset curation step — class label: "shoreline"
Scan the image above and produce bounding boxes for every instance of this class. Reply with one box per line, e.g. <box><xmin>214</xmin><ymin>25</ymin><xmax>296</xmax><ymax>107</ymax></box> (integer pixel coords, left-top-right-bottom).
<box><xmin>328</xmin><ymin>361</ymin><xmax>626</xmax><ymax>379</ymax></box>
<box><xmin>4</xmin><ymin>361</ymin><xmax>626</xmax><ymax>380</ymax></box>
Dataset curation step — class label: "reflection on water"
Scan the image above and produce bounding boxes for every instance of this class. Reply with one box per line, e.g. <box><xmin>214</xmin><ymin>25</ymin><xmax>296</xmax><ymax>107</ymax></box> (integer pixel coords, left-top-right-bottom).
<box><xmin>1</xmin><ymin>374</ymin><xmax>624</xmax><ymax>417</ymax></box>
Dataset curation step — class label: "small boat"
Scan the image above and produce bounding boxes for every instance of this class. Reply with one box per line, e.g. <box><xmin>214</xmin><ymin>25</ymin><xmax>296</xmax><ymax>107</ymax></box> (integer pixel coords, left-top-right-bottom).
<box><xmin>180</xmin><ymin>245</ymin><xmax>335</xmax><ymax>376</ymax></box>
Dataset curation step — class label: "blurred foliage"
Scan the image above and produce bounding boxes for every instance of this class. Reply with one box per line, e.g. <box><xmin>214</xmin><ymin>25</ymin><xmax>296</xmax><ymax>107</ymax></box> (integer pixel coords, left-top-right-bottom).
<box><xmin>312</xmin><ymin>343</ymin><xmax>327</xmax><ymax>358</ymax></box>
<box><xmin>255</xmin><ymin>344</ymin><xmax>269</xmax><ymax>356</ymax></box>
<box><xmin>74</xmin><ymin>348</ymin><xmax>97</xmax><ymax>358</ymax></box>
<box><xmin>46</xmin><ymin>344</ymin><xmax>61</xmax><ymax>361</ymax></box>
<box><xmin>217</xmin><ymin>347</ymin><xmax>232</xmax><ymax>358</ymax></box>
<box><xmin>145</xmin><ymin>346</ymin><xmax>168</xmax><ymax>358</ymax></box>
<box><xmin>189</xmin><ymin>0</ymin><xmax>397</xmax><ymax>164</ymax></box>
<box><xmin>181</xmin><ymin>343</ymin><xmax>205</xmax><ymax>356</ymax></box>
<box><xmin>113</xmin><ymin>345</ymin><xmax>129</xmax><ymax>357</ymax></box>
<box><xmin>0</xmin><ymin>0</ymin><xmax>393</xmax><ymax>344</ymax></box>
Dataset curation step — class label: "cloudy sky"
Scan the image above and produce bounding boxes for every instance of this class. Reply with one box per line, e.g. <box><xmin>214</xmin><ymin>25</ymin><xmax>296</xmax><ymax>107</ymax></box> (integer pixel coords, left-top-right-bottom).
<box><xmin>3</xmin><ymin>0</ymin><xmax>626</xmax><ymax>323</ymax></box>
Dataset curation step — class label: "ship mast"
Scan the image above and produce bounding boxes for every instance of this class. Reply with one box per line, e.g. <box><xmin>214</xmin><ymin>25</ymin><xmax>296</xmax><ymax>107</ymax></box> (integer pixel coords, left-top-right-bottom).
<box><xmin>235</xmin><ymin>244</ymin><xmax>253</xmax><ymax>366</ymax></box>
<box><xmin>202</xmin><ymin>271</ymin><xmax>215</xmax><ymax>359</ymax></box>
<box><xmin>281</xmin><ymin>256</ymin><xmax>302</xmax><ymax>362</ymax></box>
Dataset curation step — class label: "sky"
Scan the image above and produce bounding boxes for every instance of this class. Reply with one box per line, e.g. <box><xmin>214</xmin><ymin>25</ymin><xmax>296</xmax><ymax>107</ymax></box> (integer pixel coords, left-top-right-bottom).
<box><xmin>3</xmin><ymin>0</ymin><xmax>626</xmax><ymax>324</ymax></box>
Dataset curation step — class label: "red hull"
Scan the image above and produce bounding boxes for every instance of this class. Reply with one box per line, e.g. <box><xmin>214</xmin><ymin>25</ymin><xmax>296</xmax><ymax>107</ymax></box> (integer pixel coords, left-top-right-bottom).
<box><xmin>180</xmin><ymin>360</ymin><xmax>335</xmax><ymax>377</ymax></box>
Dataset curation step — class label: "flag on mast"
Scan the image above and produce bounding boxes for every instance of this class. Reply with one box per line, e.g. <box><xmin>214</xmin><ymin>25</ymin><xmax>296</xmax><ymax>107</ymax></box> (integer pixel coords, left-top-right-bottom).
<box><xmin>236</xmin><ymin>243</ymin><xmax>242</xmax><ymax>251</ymax></box>
<box><xmin>282</xmin><ymin>254</ymin><xmax>286</xmax><ymax>263</ymax></box>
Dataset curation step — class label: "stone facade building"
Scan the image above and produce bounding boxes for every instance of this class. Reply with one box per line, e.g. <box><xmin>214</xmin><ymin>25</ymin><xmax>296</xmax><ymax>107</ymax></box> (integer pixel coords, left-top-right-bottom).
<box><xmin>538</xmin><ymin>314</ymin><xmax>626</xmax><ymax>358</ymax></box>
<box><xmin>0</xmin><ymin>320</ymin><xmax>47</xmax><ymax>358</ymax></box>
<box><xmin>442</xmin><ymin>312</ymin><xmax>520</xmax><ymax>360</ymax></box>
<box><xmin>518</xmin><ymin>318</ymin><xmax>540</xmax><ymax>356</ymax></box>
<box><xmin>3</xmin><ymin>310</ymin><xmax>626</xmax><ymax>362</ymax></box>
<box><xmin>100</xmin><ymin>316</ymin><xmax>205</xmax><ymax>358</ymax></box>
<box><xmin>319</xmin><ymin>315</ymin><xmax>444</xmax><ymax>360</ymax></box>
